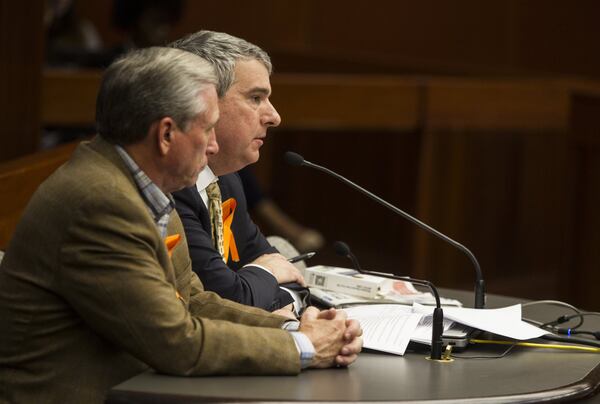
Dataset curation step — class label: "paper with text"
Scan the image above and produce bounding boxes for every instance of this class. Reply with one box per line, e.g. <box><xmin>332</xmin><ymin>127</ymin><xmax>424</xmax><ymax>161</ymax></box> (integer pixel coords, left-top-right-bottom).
<box><xmin>410</xmin><ymin>315</ymin><xmax>456</xmax><ymax>345</ymax></box>
<box><xmin>344</xmin><ymin>304</ymin><xmax>423</xmax><ymax>355</ymax></box>
<box><xmin>412</xmin><ymin>303</ymin><xmax>548</xmax><ymax>340</ymax></box>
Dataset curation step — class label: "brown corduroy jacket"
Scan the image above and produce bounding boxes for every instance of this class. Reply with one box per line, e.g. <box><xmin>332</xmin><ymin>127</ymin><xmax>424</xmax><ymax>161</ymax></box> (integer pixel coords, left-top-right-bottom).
<box><xmin>0</xmin><ymin>137</ymin><xmax>300</xmax><ymax>404</ymax></box>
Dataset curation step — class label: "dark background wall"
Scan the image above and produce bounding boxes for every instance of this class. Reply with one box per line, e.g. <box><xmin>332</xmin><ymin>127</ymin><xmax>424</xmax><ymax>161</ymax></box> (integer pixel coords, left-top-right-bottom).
<box><xmin>78</xmin><ymin>0</ymin><xmax>600</xmax><ymax>77</ymax></box>
<box><xmin>1</xmin><ymin>0</ymin><xmax>599</xmax><ymax>308</ymax></box>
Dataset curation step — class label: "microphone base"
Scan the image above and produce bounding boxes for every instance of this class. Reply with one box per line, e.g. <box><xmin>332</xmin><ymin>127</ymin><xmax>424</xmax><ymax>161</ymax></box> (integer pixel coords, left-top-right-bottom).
<box><xmin>426</xmin><ymin>356</ymin><xmax>454</xmax><ymax>363</ymax></box>
<box><xmin>427</xmin><ymin>344</ymin><xmax>454</xmax><ymax>362</ymax></box>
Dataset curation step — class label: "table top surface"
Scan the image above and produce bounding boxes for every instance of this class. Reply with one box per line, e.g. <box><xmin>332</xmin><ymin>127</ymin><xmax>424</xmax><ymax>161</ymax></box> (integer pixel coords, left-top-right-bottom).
<box><xmin>109</xmin><ymin>289</ymin><xmax>600</xmax><ymax>403</ymax></box>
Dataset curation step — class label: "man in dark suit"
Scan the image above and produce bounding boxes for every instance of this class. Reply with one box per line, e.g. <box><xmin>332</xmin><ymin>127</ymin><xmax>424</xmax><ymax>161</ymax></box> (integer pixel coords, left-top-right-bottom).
<box><xmin>0</xmin><ymin>47</ymin><xmax>361</xmax><ymax>403</ymax></box>
<box><xmin>173</xmin><ymin>172</ymin><xmax>300</xmax><ymax>311</ymax></box>
<box><xmin>170</xmin><ymin>31</ymin><xmax>308</xmax><ymax>314</ymax></box>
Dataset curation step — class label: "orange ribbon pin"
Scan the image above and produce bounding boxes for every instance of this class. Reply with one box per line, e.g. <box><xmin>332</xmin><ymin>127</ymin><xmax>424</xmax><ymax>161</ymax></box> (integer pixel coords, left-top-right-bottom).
<box><xmin>164</xmin><ymin>234</ymin><xmax>181</xmax><ymax>258</ymax></box>
<box><xmin>221</xmin><ymin>198</ymin><xmax>239</xmax><ymax>263</ymax></box>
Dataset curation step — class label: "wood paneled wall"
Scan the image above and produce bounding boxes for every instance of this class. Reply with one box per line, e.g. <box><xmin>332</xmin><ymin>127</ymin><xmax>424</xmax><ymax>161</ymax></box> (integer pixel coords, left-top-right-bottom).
<box><xmin>2</xmin><ymin>1</ymin><xmax>599</xmax><ymax>309</ymax></box>
<box><xmin>78</xmin><ymin>0</ymin><xmax>600</xmax><ymax>78</ymax></box>
<box><xmin>565</xmin><ymin>94</ymin><xmax>600</xmax><ymax>310</ymax></box>
<box><xmin>0</xmin><ymin>0</ymin><xmax>44</xmax><ymax>160</ymax></box>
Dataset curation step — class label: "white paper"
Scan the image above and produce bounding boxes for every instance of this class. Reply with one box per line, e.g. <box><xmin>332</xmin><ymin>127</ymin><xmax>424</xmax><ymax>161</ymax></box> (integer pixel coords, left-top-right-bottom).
<box><xmin>344</xmin><ymin>304</ymin><xmax>423</xmax><ymax>355</ymax></box>
<box><xmin>410</xmin><ymin>315</ymin><xmax>456</xmax><ymax>345</ymax></box>
<box><xmin>385</xmin><ymin>291</ymin><xmax>463</xmax><ymax>307</ymax></box>
<box><xmin>412</xmin><ymin>303</ymin><xmax>548</xmax><ymax>340</ymax></box>
<box><xmin>310</xmin><ymin>282</ymin><xmax>462</xmax><ymax>308</ymax></box>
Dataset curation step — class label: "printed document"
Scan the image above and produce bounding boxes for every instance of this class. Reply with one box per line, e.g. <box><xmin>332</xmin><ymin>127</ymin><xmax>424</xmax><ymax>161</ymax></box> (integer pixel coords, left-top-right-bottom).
<box><xmin>344</xmin><ymin>303</ymin><xmax>548</xmax><ymax>355</ymax></box>
<box><xmin>412</xmin><ymin>303</ymin><xmax>548</xmax><ymax>340</ymax></box>
<box><xmin>344</xmin><ymin>304</ymin><xmax>423</xmax><ymax>355</ymax></box>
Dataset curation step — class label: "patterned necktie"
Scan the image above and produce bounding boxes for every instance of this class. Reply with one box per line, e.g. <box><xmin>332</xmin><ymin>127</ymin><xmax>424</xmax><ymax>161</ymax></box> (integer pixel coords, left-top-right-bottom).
<box><xmin>206</xmin><ymin>182</ymin><xmax>225</xmax><ymax>258</ymax></box>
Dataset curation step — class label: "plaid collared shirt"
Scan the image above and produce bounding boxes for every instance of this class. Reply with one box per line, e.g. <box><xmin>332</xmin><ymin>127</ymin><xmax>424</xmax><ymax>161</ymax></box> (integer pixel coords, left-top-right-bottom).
<box><xmin>115</xmin><ymin>146</ymin><xmax>174</xmax><ymax>239</ymax></box>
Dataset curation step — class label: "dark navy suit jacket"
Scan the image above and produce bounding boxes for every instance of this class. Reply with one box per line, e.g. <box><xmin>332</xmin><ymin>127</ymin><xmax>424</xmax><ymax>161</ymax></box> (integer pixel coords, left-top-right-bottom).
<box><xmin>173</xmin><ymin>172</ymin><xmax>294</xmax><ymax>311</ymax></box>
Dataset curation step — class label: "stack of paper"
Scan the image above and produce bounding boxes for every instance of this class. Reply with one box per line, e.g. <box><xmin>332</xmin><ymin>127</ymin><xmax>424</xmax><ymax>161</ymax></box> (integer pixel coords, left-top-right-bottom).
<box><xmin>343</xmin><ymin>304</ymin><xmax>548</xmax><ymax>355</ymax></box>
<box><xmin>411</xmin><ymin>303</ymin><xmax>548</xmax><ymax>344</ymax></box>
<box><xmin>342</xmin><ymin>305</ymin><xmax>422</xmax><ymax>355</ymax></box>
<box><xmin>309</xmin><ymin>278</ymin><xmax>462</xmax><ymax>308</ymax></box>
<box><xmin>303</xmin><ymin>266</ymin><xmax>463</xmax><ymax>307</ymax></box>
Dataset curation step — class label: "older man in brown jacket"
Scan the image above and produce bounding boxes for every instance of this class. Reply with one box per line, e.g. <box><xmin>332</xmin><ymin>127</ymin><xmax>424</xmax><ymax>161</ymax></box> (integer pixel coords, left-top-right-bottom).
<box><xmin>0</xmin><ymin>47</ymin><xmax>361</xmax><ymax>404</ymax></box>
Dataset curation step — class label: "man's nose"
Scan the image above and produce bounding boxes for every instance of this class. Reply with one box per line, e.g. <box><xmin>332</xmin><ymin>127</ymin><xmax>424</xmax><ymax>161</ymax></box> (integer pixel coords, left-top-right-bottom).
<box><xmin>206</xmin><ymin>129</ymin><xmax>219</xmax><ymax>155</ymax></box>
<box><xmin>262</xmin><ymin>100</ymin><xmax>281</xmax><ymax>127</ymax></box>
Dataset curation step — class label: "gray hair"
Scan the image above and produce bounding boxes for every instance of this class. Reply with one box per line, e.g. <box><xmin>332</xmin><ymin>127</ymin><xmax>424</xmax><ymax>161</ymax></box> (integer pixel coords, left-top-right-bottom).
<box><xmin>169</xmin><ymin>30</ymin><xmax>272</xmax><ymax>97</ymax></box>
<box><xmin>96</xmin><ymin>46</ymin><xmax>217</xmax><ymax>145</ymax></box>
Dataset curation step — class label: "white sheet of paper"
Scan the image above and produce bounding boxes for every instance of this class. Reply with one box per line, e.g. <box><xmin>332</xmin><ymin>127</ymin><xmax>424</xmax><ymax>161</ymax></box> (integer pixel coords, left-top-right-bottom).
<box><xmin>410</xmin><ymin>316</ymin><xmax>455</xmax><ymax>345</ymax></box>
<box><xmin>344</xmin><ymin>304</ymin><xmax>423</xmax><ymax>355</ymax></box>
<box><xmin>412</xmin><ymin>303</ymin><xmax>548</xmax><ymax>340</ymax></box>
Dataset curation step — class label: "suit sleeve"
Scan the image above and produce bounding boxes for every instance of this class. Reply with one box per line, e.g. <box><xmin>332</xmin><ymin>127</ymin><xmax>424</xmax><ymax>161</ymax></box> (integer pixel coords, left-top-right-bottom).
<box><xmin>58</xmin><ymin>189</ymin><xmax>300</xmax><ymax>376</ymax></box>
<box><xmin>174</xmin><ymin>185</ymin><xmax>284</xmax><ymax>310</ymax></box>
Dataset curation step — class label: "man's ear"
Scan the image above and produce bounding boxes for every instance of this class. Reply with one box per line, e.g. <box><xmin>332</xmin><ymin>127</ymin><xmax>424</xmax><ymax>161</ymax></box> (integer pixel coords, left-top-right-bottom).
<box><xmin>155</xmin><ymin>117</ymin><xmax>176</xmax><ymax>156</ymax></box>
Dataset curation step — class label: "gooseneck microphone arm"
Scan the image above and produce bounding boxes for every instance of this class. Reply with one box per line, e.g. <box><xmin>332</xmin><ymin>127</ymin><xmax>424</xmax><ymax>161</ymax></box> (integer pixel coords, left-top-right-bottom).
<box><xmin>285</xmin><ymin>151</ymin><xmax>486</xmax><ymax>309</ymax></box>
<box><xmin>333</xmin><ymin>241</ymin><xmax>444</xmax><ymax>360</ymax></box>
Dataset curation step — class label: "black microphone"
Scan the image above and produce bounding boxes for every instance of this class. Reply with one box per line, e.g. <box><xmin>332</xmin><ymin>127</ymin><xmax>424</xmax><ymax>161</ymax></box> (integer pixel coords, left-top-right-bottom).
<box><xmin>333</xmin><ymin>241</ymin><xmax>444</xmax><ymax>360</ymax></box>
<box><xmin>333</xmin><ymin>240</ymin><xmax>363</xmax><ymax>272</ymax></box>
<box><xmin>284</xmin><ymin>151</ymin><xmax>486</xmax><ymax>309</ymax></box>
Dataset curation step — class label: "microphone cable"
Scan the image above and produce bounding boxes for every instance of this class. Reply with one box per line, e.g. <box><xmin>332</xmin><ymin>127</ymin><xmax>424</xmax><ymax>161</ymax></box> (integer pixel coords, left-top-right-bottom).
<box><xmin>540</xmin><ymin>334</ymin><xmax>600</xmax><ymax>348</ymax></box>
<box><xmin>521</xmin><ymin>300</ymin><xmax>600</xmax><ymax>348</ymax></box>
<box><xmin>522</xmin><ymin>300</ymin><xmax>584</xmax><ymax>331</ymax></box>
<box><xmin>470</xmin><ymin>338</ymin><xmax>600</xmax><ymax>353</ymax></box>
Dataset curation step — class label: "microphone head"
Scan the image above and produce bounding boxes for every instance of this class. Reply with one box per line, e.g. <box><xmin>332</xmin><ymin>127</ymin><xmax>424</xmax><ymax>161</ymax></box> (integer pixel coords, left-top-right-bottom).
<box><xmin>332</xmin><ymin>240</ymin><xmax>351</xmax><ymax>257</ymax></box>
<box><xmin>284</xmin><ymin>151</ymin><xmax>305</xmax><ymax>167</ymax></box>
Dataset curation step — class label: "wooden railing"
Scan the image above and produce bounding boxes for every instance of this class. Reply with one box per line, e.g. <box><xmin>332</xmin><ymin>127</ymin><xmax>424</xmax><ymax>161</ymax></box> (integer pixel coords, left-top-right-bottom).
<box><xmin>0</xmin><ymin>142</ymin><xmax>78</xmax><ymax>250</ymax></box>
<box><xmin>42</xmin><ymin>69</ymin><xmax>591</xmax><ymax>131</ymax></box>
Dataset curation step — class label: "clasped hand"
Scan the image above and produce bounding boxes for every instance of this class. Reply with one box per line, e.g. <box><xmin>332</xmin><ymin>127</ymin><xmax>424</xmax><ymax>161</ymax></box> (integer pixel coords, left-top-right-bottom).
<box><xmin>299</xmin><ymin>307</ymin><xmax>362</xmax><ymax>368</ymax></box>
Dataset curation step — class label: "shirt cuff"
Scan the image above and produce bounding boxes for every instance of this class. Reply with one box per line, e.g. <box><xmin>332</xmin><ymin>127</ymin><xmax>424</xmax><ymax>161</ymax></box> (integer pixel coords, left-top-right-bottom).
<box><xmin>289</xmin><ymin>331</ymin><xmax>315</xmax><ymax>369</ymax></box>
<box><xmin>281</xmin><ymin>320</ymin><xmax>300</xmax><ymax>331</ymax></box>
<box><xmin>243</xmin><ymin>263</ymin><xmax>276</xmax><ymax>279</ymax></box>
<box><xmin>279</xmin><ymin>287</ymin><xmax>303</xmax><ymax>316</ymax></box>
